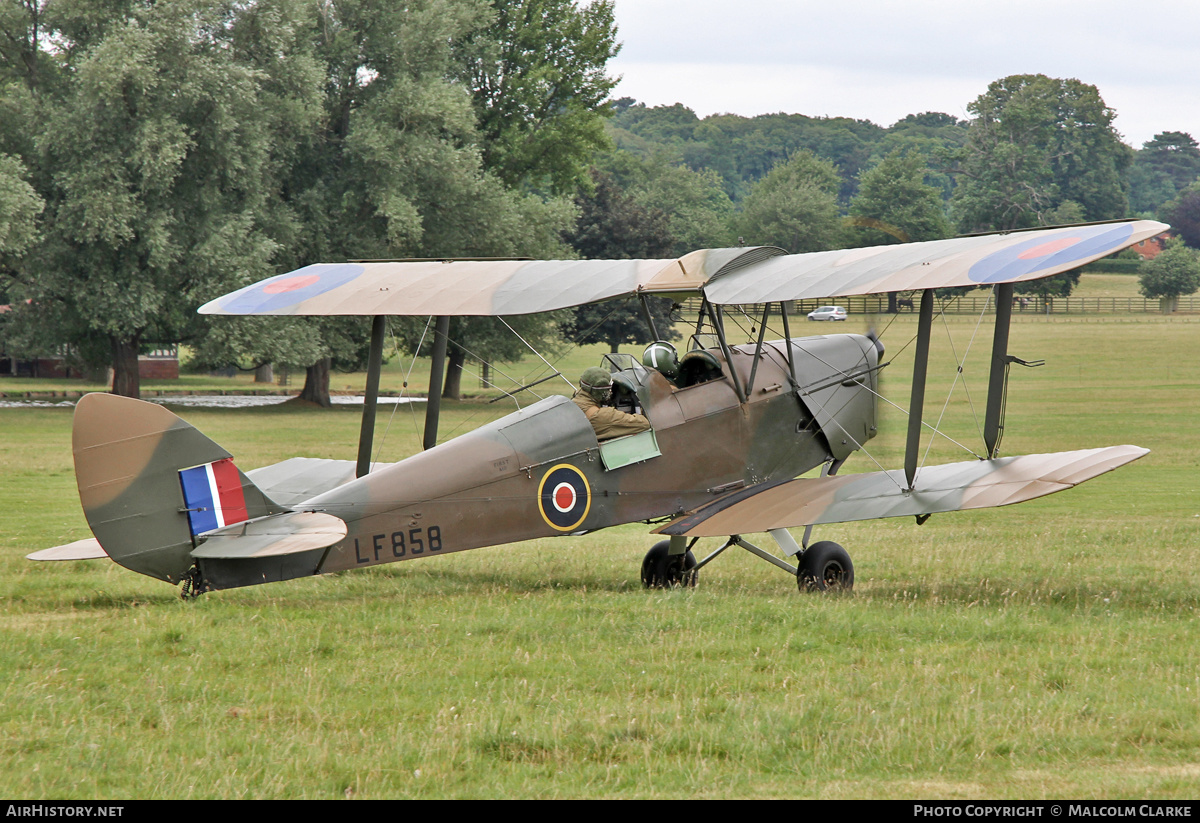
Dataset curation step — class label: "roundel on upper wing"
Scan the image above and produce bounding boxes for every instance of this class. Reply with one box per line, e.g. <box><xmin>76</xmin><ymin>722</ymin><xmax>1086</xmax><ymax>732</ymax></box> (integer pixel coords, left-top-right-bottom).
<box><xmin>218</xmin><ymin>263</ymin><xmax>366</xmax><ymax>314</ymax></box>
<box><xmin>537</xmin><ymin>464</ymin><xmax>591</xmax><ymax>532</ymax></box>
<box><xmin>967</xmin><ymin>223</ymin><xmax>1133</xmax><ymax>284</ymax></box>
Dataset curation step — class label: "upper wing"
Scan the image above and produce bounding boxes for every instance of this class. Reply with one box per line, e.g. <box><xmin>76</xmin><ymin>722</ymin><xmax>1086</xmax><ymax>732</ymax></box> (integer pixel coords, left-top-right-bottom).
<box><xmin>654</xmin><ymin>446</ymin><xmax>1149</xmax><ymax>538</ymax></box>
<box><xmin>198</xmin><ymin>221</ymin><xmax>1166</xmax><ymax>317</ymax></box>
<box><xmin>705</xmin><ymin>221</ymin><xmax>1166</xmax><ymax>305</ymax></box>
<box><xmin>200</xmin><ymin>258</ymin><xmax>672</xmax><ymax>317</ymax></box>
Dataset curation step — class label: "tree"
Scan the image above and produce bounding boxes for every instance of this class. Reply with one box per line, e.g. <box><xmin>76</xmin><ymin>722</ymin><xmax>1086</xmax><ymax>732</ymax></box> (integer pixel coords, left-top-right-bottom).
<box><xmin>869</xmin><ymin>112</ymin><xmax>967</xmax><ymax>202</ymax></box>
<box><xmin>612</xmin><ymin>153</ymin><xmax>736</xmax><ymax>257</ymax></box>
<box><xmin>1160</xmin><ymin>182</ymin><xmax>1200</xmax><ymax>249</ymax></box>
<box><xmin>425</xmin><ymin>0</ymin><xmax>623</xmax><ymax>399</ymax></box>
<box><xmin>443</xmin><ymin>313</ymin><xmax>569</xmax><ymax>398</ymax></box>
<box><xmin>1130</xmin><ymin>132</ymin><xmax>1200</xmax><ymax>214</ymax></box>
<box><xmin>737</xmin><ymin>150</ymin><xmax>843</xmax><ymax>253</ymax></box>
<box><xmin>568</xmin><ymin>169</ymin><xmax>673</xmax><ymax>259</ymax></box>
<box><xmin>1129</xmin><ymin>162</ymin><xmax>1179</xmax><ymax>216</ymax></box>
<box><xmin>1</xmin><ymin>0</ymin><xmax>607</xmax><ymax>402</ymax></box>
<box><xmin>848</xmin><ymin>148</ymin><xmax>954</xmax><ymax>311</ymax></box>
<box><xmin>610</xmin><ymin>104</ymin><xmax>885</xmax><ymax>204</ymax></box>
<box><xmin>458</xmin><ymin>0</ymin><xmax>619</xmax><ymax>194</ymax></box>
<box><xmin>0</xmin><ymin>153</ymin><xmax>40</xmax><ymax>367</ymax></box>
<box><xmin>1140</xmin><ymin>132</ymin><xmax>1200</xmax><ymax>191</ymax></box>
<box><xmin>259</xmin><ymin>0</ymin><xmax>584</xmax><ymax>404</ymax></box>
<box><xmin>1013</xmin><ymin>269</ymin><xmax>1081</xmax><ymax>300</ymax></box>
<box><xmin>848</xmin><ymin>149</ymin><xmax>952</xmax><ymax>246</ymax></box>
<box><xmin>950</xmin><ymin>75</ymin><xmax>1131</xmax><ymax>233</ymax></box>
<box><xmin>0</xmin><ymin>153</ymin><xmax>39</xmax><ymax>263</ymax></box>
<box><xmin>564</xmin><ymin>168</ymin><xmax>678</xmax><ymax>352</ymax></box>
<box><xmin>1138</xmin><ymin>238</ymin><xmax>1200</xmax><ymax>306</ymax></box>
<box><xmin>2</xmin><ymin>0</ymin><xmax>298</xmax><ymax>397</ymax></box>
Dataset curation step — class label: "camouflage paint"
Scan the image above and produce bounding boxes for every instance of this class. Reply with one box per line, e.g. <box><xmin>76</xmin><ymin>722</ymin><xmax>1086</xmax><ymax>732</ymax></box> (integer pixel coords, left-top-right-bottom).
<box><xmin>71</xmin><ymin>394</ymin><xmax>284</xmax><ymax>583</ymax></box>
<box><xmin>657</xmin><ymin>445</ymin><xmax>1150</xmax><ymax>537</ymax></box>
<box><xmin>198</xmin><ymin>222</ymin><xmax>1167</xmax><ymax>319</ymax></box>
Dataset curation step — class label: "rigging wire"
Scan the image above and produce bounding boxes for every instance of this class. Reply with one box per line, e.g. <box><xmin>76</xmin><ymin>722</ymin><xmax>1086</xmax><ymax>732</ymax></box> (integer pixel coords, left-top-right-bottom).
<box><xmin>515</xmin><ymin>300</ymin><xmax>628</xmax><ymax>387</ymax></box>
<box><xmin>919</xmin><ymin>291</ymin><xmax>993</xmax><ymax>470</ymax></box>
<box><xmin>393</xmin><ymin>303</ymin><xmax>634</xmax><ymax>449</ymax></box>
<box><xmin>499</xmin><ymin>316</ymin><xmax>576</xmax><ymax>393</ymax></box>
<box><xmin>715</xmin><ymin>302</ymin><xmax>913</xmax><ymax>491</ymax></box>
<box><xmin>431</xmin><ymin>334</ymin><xmax>546</xmax><ymax>442</ymax></box>
<box><xmin>768</xmin><ymin>297</ymin><xmax>986</xmax><ymax>486</ymax></box>
<box><xmin>372</xmin><ymin>315</ymin><xmax>432</xmax><ymax>465</ymax></box>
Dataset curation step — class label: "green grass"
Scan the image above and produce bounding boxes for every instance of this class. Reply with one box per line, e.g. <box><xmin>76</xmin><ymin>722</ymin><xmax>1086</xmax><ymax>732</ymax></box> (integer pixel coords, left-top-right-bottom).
<box><xmin>1073</xmin><ymin>270</ymin><xmax>1144</xmax><ymax>299</ymax></box>
<box><xmin>1</xmin><ymin>317</ymin><xmax>1199</xmax><ymax>798</ymax></box>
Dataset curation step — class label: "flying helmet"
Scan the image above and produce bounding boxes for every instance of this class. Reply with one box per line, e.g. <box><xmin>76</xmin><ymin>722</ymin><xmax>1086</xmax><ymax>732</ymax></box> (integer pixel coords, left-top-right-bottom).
<box><xmin>642</xmin><ymin>341</ymin><xmax>679</xmax><ymax>379</ymax></box>
<box><xmin>579</xmin><ymin>367</ymin><xmax>614</xmax><ymax>401</ymax></box>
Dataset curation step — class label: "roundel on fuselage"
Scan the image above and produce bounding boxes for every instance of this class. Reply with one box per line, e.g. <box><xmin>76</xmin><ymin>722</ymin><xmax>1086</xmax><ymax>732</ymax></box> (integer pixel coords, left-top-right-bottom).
<box><xmin>537</xmin><ymin>464</ymin><xmax>591</xmax><ymax>531</ymax></box>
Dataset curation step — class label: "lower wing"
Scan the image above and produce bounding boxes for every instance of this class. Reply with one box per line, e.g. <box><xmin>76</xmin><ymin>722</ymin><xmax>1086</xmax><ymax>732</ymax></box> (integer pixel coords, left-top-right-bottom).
<box><xmin>655</xmin><ymin>445</ymin><xmax>1148</xmax><ymax>537</ymax></box>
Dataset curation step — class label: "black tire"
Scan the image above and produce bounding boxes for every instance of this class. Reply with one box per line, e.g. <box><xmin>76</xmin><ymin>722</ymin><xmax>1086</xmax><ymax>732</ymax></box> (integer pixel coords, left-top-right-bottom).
<box><xmin>641</xmin><ymin>540</ymin><xmax>698</xmax><ymax>589</ymax></box>
<box><xmin>797</xmin><ymin>541</ymin><xmax>853</xmax><ymax>592</ymax></box>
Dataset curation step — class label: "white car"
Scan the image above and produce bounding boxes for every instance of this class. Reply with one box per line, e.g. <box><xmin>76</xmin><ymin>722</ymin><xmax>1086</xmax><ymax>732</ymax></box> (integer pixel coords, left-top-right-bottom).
<box><xmin>807</xmin><ymin>305</ymin><xmax>847</xmax><ymax>321</ymax></box>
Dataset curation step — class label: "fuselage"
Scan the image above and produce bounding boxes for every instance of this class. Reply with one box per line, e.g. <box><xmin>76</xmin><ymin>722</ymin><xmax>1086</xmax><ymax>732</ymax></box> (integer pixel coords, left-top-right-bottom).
<box><xmin>297</xmin><ymin>333</ymin><xmax>881</xmax><ymax>576</ymax></box>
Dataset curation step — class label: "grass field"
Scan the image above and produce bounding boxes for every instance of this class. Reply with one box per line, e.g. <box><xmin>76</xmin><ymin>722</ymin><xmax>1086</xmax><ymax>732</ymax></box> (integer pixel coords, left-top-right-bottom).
<box><xmin>1</xmin><ymin>311</ymin><xmax>1199</xmax><ymax>798</ymax></box>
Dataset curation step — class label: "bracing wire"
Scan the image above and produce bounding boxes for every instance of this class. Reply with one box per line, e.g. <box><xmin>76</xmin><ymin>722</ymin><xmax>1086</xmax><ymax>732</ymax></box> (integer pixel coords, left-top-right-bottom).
<box><xmin>769</xmin><ymin>298</ymin><xmax>986</xmax><ymax>487</ymax></box>
<box><xmin>919</xmin><ymin>291</ymin><xmax>994</xmax><ymax>469</ymax></box>
<box><xmin>499</xmin><ymin>317</ymin><xmax>576</xmax><ymax>393</ymax></box>
<box><xmin>372</xmin><ymin>315</ymin><xmax>432</xmax><ymax>465</ymax></box>
<box><xmin>406</xmin><ymin>304</ymin><xmax>635</xmax><ymax>448</ymax></box>
<box><xmin>508</xmin><ymin>300</ymin><xmax>628</xmax><ymax>392</ymax></box>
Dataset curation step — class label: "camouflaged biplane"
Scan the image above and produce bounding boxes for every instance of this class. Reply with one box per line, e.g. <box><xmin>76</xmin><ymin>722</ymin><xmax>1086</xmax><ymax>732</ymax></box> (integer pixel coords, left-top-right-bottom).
<box><xmin>31</xmin><ymin>220</ymin><xmax>1165</xmax><ymax>597</ymax></box>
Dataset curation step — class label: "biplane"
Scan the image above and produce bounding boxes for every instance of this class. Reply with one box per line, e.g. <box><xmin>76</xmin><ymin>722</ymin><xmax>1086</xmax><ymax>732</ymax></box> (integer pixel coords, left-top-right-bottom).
<box><xmin>30</xmin><ymin>219</ymin><xmax>1165</xmax><ymax>597</ymax></box>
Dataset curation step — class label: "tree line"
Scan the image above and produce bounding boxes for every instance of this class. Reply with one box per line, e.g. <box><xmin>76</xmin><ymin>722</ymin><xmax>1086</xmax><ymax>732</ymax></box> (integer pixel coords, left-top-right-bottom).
<box><xmin>2</xmin><ymin>2</ymin><xmax>1197</xmax><ymax>399</ymax></box>
<box><xmin>0</xmin><ymin>0</ymin><xmax>616</xmax><ymax>400</ymax></box>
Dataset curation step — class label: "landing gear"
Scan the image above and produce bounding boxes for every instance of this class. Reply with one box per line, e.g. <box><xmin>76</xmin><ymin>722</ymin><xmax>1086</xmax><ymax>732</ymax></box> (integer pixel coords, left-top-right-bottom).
<box><xmin>797</xmin><ymin>541</ymin><xmax>853</xmax><ymax>592</ymax></box>
<box><xmin>642</xmin><ymin>534</ymin><xmax>852</xmax><ymax>593</ymax></box>
<box><xmin>641</xmin><ymin>540</ymin><xmax>698</xmax><ymax>589</ymax></box>
<box><xmin>179</xmin><ymin>565</ymin><xmax>205</xmax><ymax>600</ymax></box>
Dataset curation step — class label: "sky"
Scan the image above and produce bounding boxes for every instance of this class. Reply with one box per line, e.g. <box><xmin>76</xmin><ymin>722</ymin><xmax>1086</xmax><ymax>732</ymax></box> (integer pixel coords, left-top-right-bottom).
<box><xmin>607</xmin><ymin>0</ymin><xmax>1199</xmax><ymax>148</ymax></box>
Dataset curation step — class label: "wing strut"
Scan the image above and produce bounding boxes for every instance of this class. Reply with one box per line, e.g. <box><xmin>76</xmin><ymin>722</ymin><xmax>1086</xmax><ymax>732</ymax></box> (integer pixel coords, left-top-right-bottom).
<box><xmin>639</xmin><ymin>293</ymin><xmax>660</xmax><ymax>340</ymax></box>
<box><xmin>423</xmin><ymin>316</ymin><xmax>450</xmax><ymax>450</ymax></box>
<box><xmin>983</xmin><ymin>283</ymin><xmax>1014</xmax><ymax>458</ymax></box>
<box><xmin>710</xmin><ymin>303</ymin><xmax>747</xmax><ymax>404</ymax></box>
<box><xmin>744</xmin><ymin>303</ymin><xmax>771</xmax><ymax>395</ymax></box>
<box><xmin>904</xmin><ymin>289</ymin><xmax>934</xmax><ymax>490</ymax></box>
<box><xmin>355</xmin><ymin>314</ymin><xmax>387</xmax><ymax>478</ymax></box>
<box><xmin>779</xmin><ymin>300</ymin><xmax>797</xmax><ymax>385</ymax></box>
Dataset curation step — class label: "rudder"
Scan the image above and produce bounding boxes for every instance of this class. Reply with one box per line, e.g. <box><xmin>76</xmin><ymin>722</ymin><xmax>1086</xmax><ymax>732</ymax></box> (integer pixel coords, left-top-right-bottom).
<box><xmin>72</xmin><ymin>393</ymin><xmax>284</xmax><ymax>584</ymax></box>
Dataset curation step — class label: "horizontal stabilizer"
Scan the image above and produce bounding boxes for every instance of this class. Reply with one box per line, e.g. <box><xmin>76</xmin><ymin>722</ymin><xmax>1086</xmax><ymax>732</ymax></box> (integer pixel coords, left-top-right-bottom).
<box><xmin>27</xmin><ymin>538</ymin><xmax>109</xmax><ymax>561</ymax></box>
<box><xmin>246</xmin><ymin>458</ymin><xmax>383</xmax><ymax>508</ymax></box>
<box><xmin>656</xmin><ymin>445</ymin><xmax>1149</xmax><ymax>537</ymax></box>
<box><xmin>191</xmin><ymin>511</ymin><xmax>348</xmax><ymax>560</ymax></box>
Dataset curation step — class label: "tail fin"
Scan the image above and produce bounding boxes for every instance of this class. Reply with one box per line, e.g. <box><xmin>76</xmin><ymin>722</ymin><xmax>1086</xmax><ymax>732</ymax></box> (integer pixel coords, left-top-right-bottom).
<box><xmin>72</xmin><ymin>393</ymin><xmax>285</xmax><ymax>584</ymax></box>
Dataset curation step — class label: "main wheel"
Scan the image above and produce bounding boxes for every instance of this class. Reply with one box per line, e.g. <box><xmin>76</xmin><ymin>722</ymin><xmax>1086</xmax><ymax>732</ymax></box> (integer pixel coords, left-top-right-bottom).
<box><xmin>641</xmin><ymin>540</ymin><xmax>698</xmax><ymax>589</ymax></box>
<box><xmin>797</xmin><ymin>541</ymin><xmax>853</xmax><ymax>592</ymax></box>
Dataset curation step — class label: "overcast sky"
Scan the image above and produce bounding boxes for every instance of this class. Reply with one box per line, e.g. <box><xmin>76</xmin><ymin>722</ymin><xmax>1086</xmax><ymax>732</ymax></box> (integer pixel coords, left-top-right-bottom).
<box><xmin>608</xmin><ymin>0</ymin><xmax>1198</xmax><ymax>148</ymax></box>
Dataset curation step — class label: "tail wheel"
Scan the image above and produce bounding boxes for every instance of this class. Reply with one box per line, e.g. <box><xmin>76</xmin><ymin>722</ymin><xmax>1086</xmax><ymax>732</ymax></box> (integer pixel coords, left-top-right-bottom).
<box><xmin>641</xmin><ymin>540</ymin><xmax>698</xmax><ymax>589</ymax></box>
<box><xmin>179</xmin><ymin>566</ymin><xmax>206</xmax><ymax>600</ymax></box>
<box><xmin>797</xmin><ymin>541</ymin><xmax>853</xmax><ymax>592</ymax></box>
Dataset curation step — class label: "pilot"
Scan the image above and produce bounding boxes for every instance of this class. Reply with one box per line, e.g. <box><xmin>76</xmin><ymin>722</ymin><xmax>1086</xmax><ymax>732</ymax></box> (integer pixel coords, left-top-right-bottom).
<box><xmin>573</xmin><ymin>367</ymin><xmax>651</xmax><ymax>441</ymax></box>
<box><xmin>642</xmin><ymin>341</ymin><xmax>679</xmax><ymax>384</ymax></box>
